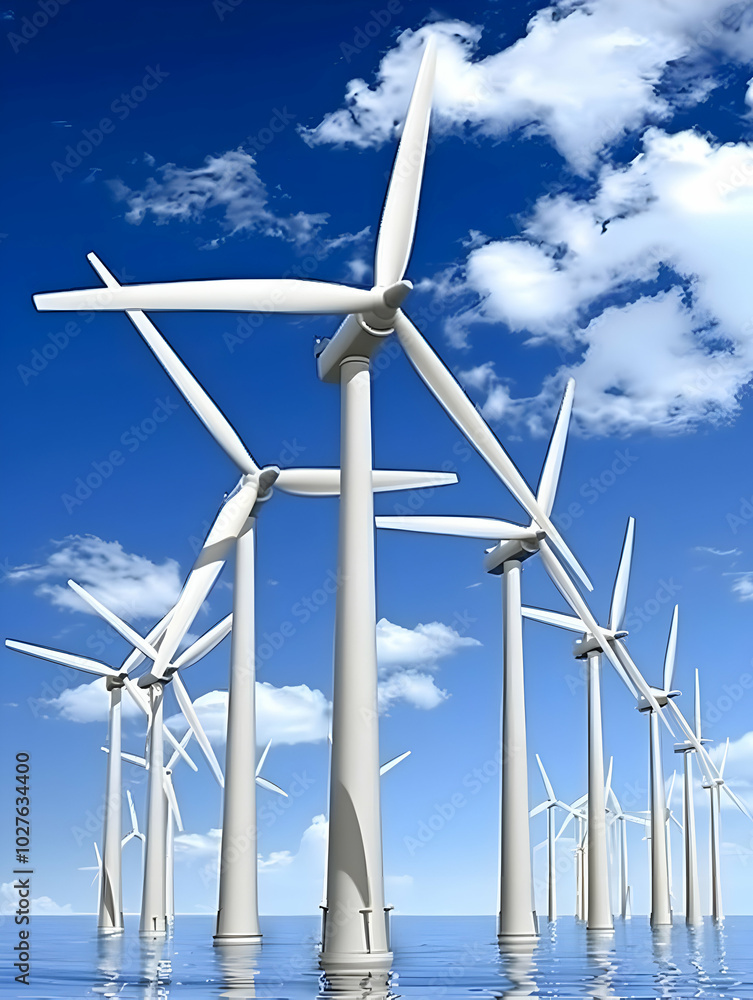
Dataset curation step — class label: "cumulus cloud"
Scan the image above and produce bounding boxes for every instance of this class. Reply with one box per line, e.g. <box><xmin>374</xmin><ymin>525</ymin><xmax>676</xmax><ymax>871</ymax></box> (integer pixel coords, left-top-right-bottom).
<box><xmin>5</xmin><ymin>534</ymin><xmax>182</xmax><ymax>621</ymax></box>
<box><xmin>165</xmin><ymin>682</ymin><xmax>331</xmax><ymax>747</ymax></box>
<box><xmin>376</xmin><ymin>618</ymin><xmax>481</xmax><ymax>712</ymax></box>
<box><xmin>0</xmin><ymin>883</ymin><xmax>73</xmax><ymax>915</ymax></box>
<box><xmin>730</xmin><ymin>573</ymin><xmax>753</xmax><ymax>601</ymax></box>
<box><xmin>178</xmin><ymin>816</ymin><xmax>328</xmax><ymax>914</ymax></box>
<box><xmin>39</xmin><ymin>676</ymin><xmax>143</xmax><ymax>724</ymax></box>
<box><xmin>436</xmin><ymin>128</ymin><xmax>753</xmax><ymax>436</ymax></box>
<box><xmin>302</xmin><ymin>4</ymin><xmax>753</xmax><ymax>173</ymax></box>
<box><xmin>108</xmin><ymin>149</ymin><xmax>334</xmax><ymax>249</ymax></box>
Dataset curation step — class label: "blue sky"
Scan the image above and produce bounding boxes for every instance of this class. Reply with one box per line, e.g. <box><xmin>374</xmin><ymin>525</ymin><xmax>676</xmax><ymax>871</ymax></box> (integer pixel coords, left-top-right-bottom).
<box><xmin>5</xmin><ymin>0</ymin><xmax>753</xmax><ymax>920</ymax></box>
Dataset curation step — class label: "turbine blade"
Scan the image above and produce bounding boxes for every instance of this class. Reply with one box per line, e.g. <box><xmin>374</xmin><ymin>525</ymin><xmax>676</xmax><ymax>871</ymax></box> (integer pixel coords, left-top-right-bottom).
<box><xmin>167</xmin><ymin>730</ymin><xmax>195</xmax><ymax>772</ymax></box>
<box><xmin>127</xmin><ymin>790</ymin><xmax>138</xmax><ymax>831</ymax></box>
<box><xmin>379</xmin><ymin>750</ymin><xmax>411</xmax><ymax>776</ymax></box>
<box><xmin>537</xmin><ymin>540</ymin><xmax>661</xmax><ymax>713</ymax></box>
<box><xmin>120</xmin><ymin>607</ymin><xmax>175</xmax><ymax>675</ymax></box>
<box><xmin>605</xmin><ymin>757</ymin><xmax>613</xmax><ymax>801</ymax></box>
<box><xmin>5</xmin><ymin>639</ymin><xmax>119</xmax><ymax>677</ymax></box>
<box><xmin>608</xmin><ymin>517</ymin><xmax>635</xmax><ymax>631</ymax></box>
<box><xmin>66</xmin><ymin>582</ymin><xmax>159</xmax><ymax>660</ymax></box>
<box><xmin>720</xmin><ymin>782</ymin><xmax>753</xmax><ymax>823</ymax></box>
<box><xmin>694</xmin><ymin>668</ymin><xmax>702</xmax><ymax>741</ymax></box>
<box><xmin>720</xmin><ymin>736</ymin><xmax>730</xmax><ymax>778</ymax></box>
<box><xmin>393</xmin><ymin>311</ymin><xmax>592</xmax><ymax>591</ymax></box>
<box><xmin>149</xmin><ymin>479</ymin><xmax>258</xmax><ymax>680</ymax></box>
<box><xmin>256</xmin><ymin>739</ymin><xmax>272</xmax><ymax>777</ymax></box>
<box><xmin>172</xmin><ymin>614</ymin><xmax>233</xmax><ymax>672</ymax></box>
<box><xmin>535</xmin><ymin>378</ymin><xmax>574</xmax><ymax>518</ymax></box>
<box><xmin>163</xmin><ymin>773</ymin><xmax>183</xmax><ymax>832</ymax></box>
<box><xmin>122</xmin><ymin>677</ymin><xmax>198</xmax><ymax>771</ymax></box>
<box><xmin>535</xmin><ymin>754</ymin><xmax>556</xmax><ymax>802</ymax></box>
<box><xmin>663</xmin><ymin>605</ymin><xmax>679</xmax><ymax>694</ymax></box>
<box><xmin>666</xmin><ymin>699</ymin><xmax>717</xmax><ymax>785</ymax></box>
<box><xmin>256</xmin><ymin>775</ymin><xmax>288</xmax><ymax>797</ymax></box>
<box><xmin>520</xmin><ymin>606</ymin><xmax>584</xmax><ymax>633</ymax></box>
<box><xmin>121</xmin><ymin>751</ymin><xmax>147</xmax><ymax>768</ymax></box>
<box><xmin>376</xmin><ymin>515</ymin><xmax>533</xmax><ymax>541</ymax></box>
<box><xmin>34</xmin><ymin>277</ymin><xmax>384</xmax><ymax>315</ymax></box>
<box><xmin>667</xmin><ymin>770</ymin><xmax>676</xmax><ymax>810</ymax></box>
<box><xmin>274</xmin><ymin>467</ymin><xmax>458</xmax><ymax>496</ymax></box>
<box><xmin>374</xmin><ymin>35</ymin><xmax>436</xmax><ymax>287</ymax></box>
<box><xmin>171</xmin><ymin>673</ymin><xmax>225</xmax><ymax>789</ymax></box>
<box><xmin>610</xmin><ymin>641</ymin><xmax>674</xmax><ymax>733</ymax></box>
<box><xmin>529</xmin><ymin>801</ymin><xmax>549</xmax><ymax>818</ymax></box>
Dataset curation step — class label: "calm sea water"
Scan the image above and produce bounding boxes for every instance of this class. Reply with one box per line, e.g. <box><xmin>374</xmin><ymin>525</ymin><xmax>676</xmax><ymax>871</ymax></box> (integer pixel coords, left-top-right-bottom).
<box><xmin>2</xmin><ymin>915</ymin><xmax>753</xmax><ymax>998</ymax></box>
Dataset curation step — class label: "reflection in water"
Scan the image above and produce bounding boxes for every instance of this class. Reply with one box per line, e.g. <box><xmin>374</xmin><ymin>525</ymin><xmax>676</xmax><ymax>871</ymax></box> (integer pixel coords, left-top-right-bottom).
<box><xmin>214</xmin><ymin>943</ymin><xmax>261</xmax><ymax>999</ymax></box>
<box><xmin>93</xmin><ymin>933</ymin><xmax>124</xmax><ymax>996</ymax></box>
<box><xmin>687</xmin><ymin>923</ymin><xmax>711</xmax><ymax>993</ymax></box>
<box><xmin>139</xmin><ymin>934</ymin><xmax>171</xmax><ymax>1000</ymax></box>
<box><xmin>651</xmin><ymin>924</ymin><xmax>679</xmax><ymax>998</ymax></box>
<box><xmin>585</xmin><ymin>930</ymin><xmax>616</xmax><ymax>999</ymax></box>
<box><xmin>496</xmin><ymin>937</ymin><xmax>539</xmax><ymax>998</ymax></box>
<box><xmin>318</xmin><ymin>963</ymin><xmax>392</xmax><ymax>1000</ymax></box>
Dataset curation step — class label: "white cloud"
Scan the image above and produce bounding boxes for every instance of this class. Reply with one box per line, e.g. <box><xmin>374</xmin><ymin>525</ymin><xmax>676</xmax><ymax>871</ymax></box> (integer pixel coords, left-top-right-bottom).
<box><xmin>302</xmin><ymin>5</ymin><xmax>753</xmax><ymax>173</ymax></box>
<box><xmin>376</xmin><ymin>618</ymin><xmax>481</xmax><ymax>712</ymax></box>
<box><xmin>6</xmin><ymin>534</ymin><xmax>182</xmax><ymax>621</ymax></box>
<box><xmin>0</xmin><ymin>883</ymin><xmax>73</xmax><ymax>915</ymax></box>
<box><xmin>165</xmin><ymin>682</ymin><xmax>331</xmax><ymax>747</ymax></box>
<box><xmin>439</xmin><ymin>128</ymin><xmax>753</xmax><ymax>436</ymax></box>
<box><xmin>174</xmin><ymin>827</ymin><xmax>222</xmax><ymax>864</ymax></box>
<box><xmin>695</xmin><ymin>547</ymin><xmax>741</xmax><ymax>556</ymax></box>
<box><xmin>730</xmin><ymin>573</ymin><xmax>753</xmax><ymax>602</ymax></box>
<box><xmin>175</xmin><ymin>816</ymin><xmax>328</xmax><ymax>914</ymax></box>
<box><xmin>709</xmin><ymin>732</ymin><xmax>753</xmax><ymax>797</ymax></box>
<box><xmin>108</xmin><ymin>149</ymin><xmax>329</xmax><ymax>248</ymax></box>
<box><xmin>40</xmin><ymin>676</ymin><xmax>143</xmax><ymax>724</ymax></box>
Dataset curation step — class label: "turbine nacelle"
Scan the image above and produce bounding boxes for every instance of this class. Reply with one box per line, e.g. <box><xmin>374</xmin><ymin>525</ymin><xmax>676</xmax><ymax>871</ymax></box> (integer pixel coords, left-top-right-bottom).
<box><xmin>483</xmin><ymin>530</ymin><xmax>546</xmax><ymax>575</ymax></box>
<box><xmin>315</xmin><ymin>282</ymin><xmax>413</xmax><ymax>383</ymax></box>
<box><xmin>637</xmin><ymin>687</ymin><xmax>681</xmax><ymax>712</ymax></box>
<box><xmin>572</xmin><ymin>629</ymin><xmax>628</xmax><ymax>659</ymax></box>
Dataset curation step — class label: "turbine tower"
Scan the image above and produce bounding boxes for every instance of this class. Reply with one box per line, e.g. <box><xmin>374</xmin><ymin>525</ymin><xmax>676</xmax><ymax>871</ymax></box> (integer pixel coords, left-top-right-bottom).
<box><xmin>673</xmin><ymin>668</ymin><xmax>705</xmax><ymax>926</ymax></box>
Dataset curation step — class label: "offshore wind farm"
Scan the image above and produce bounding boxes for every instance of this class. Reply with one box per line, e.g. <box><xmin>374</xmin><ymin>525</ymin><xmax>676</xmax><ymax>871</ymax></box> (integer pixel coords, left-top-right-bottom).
<box><xmin>6</xmin><ymin>1</ymin><xmax>753</xmax><ymax>997</ymax></box>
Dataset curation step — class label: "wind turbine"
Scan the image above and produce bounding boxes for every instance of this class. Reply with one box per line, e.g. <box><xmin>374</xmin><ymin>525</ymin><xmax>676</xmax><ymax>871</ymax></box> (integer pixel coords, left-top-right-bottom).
<box><xmin>61</xmin><ymin>256</ymin><xmax>456</xmax><ymax>950</ymax></box>
<box><xmin>60</xmin><ymin>582</ymin><xmax>232</xmax><ymax>937</ymax></box>
<box><xmin>33</xmin><ymin>35</ymin><xmax>597</xmax><ymax>965</ymax></box>
<box><xmin>4</xmin><ymin>610</ymin><xmax>201</xmax><ymax>934</ymax></box>
<box><xmin>377</xmin><ymin>385</ymin><xmax>669</xmax><ymax>936</ymax></box>
<box><xmin>522</xmin><ymin>519</ymin><xmax>642</xmax><ymax>931</ymax></box>
<box><xmin>605</xmin><ymin>782</ymin><xmax>645</xmax><ymax>919</ymax></box>
<box><xmin>529</xmin><ymin>755</ymin><xmax>581</xmax><ymax>922</ymax></box>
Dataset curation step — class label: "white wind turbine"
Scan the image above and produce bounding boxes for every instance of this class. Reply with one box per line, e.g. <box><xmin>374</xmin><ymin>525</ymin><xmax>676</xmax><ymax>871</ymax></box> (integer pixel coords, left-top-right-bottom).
<box><xmin>521</xmin><ymin>518</ymin><xmax>639</xmax><ymax>932</ymax></box>
<box><xmin>60</xmin><ymin>583</ymin><xmax>233</xmax><ymax>937</ymax></box>
<box><xmin>377</xmin><ymin>383</ymin><xmax>670</xmax><ymax>936</ymax></box>
<box><xmin>605</xmin><ymin>782</ymin><xmax>646</xmax><ymax>919</ymax></box>
<box><xmin>529</xmin><ymin>754</ymin><xmax>581</xmax><ymax>923</ymax></box>
<box><xmin>701</xmin><ymin>729</ymin><xmax>752</xmax><ymax>923</ymax></box>
<box><xmin>4</xmin><ymin>610</ymin><xmax>203</xmax><ymax>934</ymax></box>
<box><xmin>76</xmin><ymin>257</ymin><xmax>456</xmax><ymax>950</ymax></box>
<box><xmin>34</xmin><ymin>35</ymin><xmax>598</xmax><ymax>966</ymax></box>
